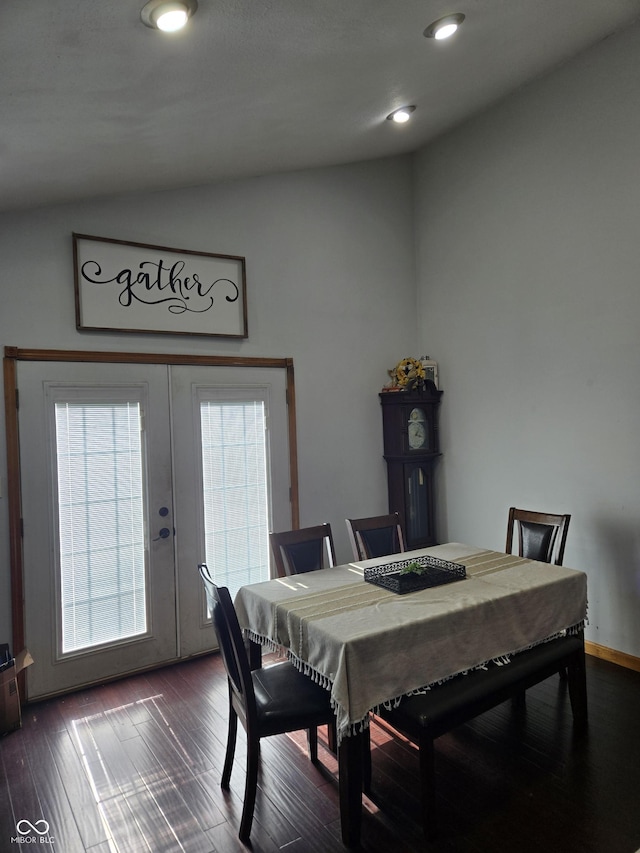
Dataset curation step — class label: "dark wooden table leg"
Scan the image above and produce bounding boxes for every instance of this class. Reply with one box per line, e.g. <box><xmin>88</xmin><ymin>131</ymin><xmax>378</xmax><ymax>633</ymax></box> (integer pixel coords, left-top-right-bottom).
<box><xmin>567</xmin><ymin>635</ymin><xmax>588</xmax><ymax>731</ymax></box>
<box><xmin>338</xmin><ymin>728</ymin><xmax>364</xmax><ymax>847</ymax></box>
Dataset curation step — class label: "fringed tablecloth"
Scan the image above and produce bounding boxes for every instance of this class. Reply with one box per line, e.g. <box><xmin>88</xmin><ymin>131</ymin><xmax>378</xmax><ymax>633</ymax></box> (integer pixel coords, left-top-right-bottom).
<box><xmin>234</xmin><ymin>543</ymin><xmax>588</xmax><ymax>743</ymax></box>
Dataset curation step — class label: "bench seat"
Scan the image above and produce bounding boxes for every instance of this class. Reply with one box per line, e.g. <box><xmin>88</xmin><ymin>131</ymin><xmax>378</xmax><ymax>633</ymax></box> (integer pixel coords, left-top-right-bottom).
<box><xmin>377</xmin><ymin>632</ymin><xmax>587</xmax><ymax>838</ymax></box>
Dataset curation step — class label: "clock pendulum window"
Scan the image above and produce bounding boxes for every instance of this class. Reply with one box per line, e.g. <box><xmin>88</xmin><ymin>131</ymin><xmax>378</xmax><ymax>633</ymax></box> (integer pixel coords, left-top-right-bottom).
<box><xmin>379</xmin><ymin>384</ymin><xmax>443</xmax><ymax>549</ymax></box>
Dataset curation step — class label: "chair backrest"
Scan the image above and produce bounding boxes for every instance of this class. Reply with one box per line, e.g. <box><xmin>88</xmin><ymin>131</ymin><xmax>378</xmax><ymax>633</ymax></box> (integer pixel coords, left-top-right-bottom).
<box><xmin>269</xmin><ymin>523</ymin><xmax>336</xmax><ymax>577</ymax></box>
<box><xmin>198</xmin><ymin>565</ymin><xmax>256</xmax><ymax>723</ymax></box>
<box><xmin>505</xmin><ymin>507</ymin><xmax>571</xmax><ymax>566</ymax></box>
<box><xmin>346</xmin><ymin>513</ymin><xmax>406</xmax><ymax>561</ymax></box>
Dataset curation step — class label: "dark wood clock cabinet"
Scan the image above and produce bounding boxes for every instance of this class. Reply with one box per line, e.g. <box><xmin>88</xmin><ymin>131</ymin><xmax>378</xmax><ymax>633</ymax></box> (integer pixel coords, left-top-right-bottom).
<box><xmin>380</xmin><ymin>383</ymin><xmax>443</xmax><ymax>550</ymax></box>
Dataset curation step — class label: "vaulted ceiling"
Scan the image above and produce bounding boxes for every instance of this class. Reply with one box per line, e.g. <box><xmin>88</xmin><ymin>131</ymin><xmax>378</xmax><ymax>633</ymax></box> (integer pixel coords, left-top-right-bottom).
<box><xmin>3</xmin><ymin>0</ymin><xmax>639</xmax><ymax>214</ymax></box>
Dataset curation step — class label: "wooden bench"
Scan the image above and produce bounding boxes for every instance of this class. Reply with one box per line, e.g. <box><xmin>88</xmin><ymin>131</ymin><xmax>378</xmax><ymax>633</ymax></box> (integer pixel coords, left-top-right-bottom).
<box><xmin>377</xmin><ymin>632</ymin><xmax>587</xmax><ymax>839</ymax></box>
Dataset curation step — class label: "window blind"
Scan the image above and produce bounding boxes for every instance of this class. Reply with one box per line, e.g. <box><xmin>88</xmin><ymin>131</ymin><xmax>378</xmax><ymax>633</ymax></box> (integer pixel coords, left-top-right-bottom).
<box><xmin>200</xmin><ymin>400</ymin><xmax>270</xmax><ymax>601</ymax></box>
<box><xmin>55</xmin><ymin>402</ymin><xmax>147</xmax><ymax>653</ymax></box>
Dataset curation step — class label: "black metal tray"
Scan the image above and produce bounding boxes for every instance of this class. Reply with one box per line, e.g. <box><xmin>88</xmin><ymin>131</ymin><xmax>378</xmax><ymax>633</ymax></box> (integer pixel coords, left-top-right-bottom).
<box><xmin>364</xmin><ymin>555</ymin><xmax>466</xmax><ymax>595</ymax></box>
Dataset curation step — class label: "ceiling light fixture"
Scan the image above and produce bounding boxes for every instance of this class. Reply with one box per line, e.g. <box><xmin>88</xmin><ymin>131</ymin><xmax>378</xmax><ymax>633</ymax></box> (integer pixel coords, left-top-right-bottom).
<box><xmin>141</xmin><ymin>0</ymin><xmax>198</xmax><ymax>32</ymax></box>
<box><xmin>387</xmin><ymin>106</ymin><xmax>416</xmax><ymax>124</ymax></box>
<box><xmin>423</xmin><ymin>13</ymin><xmax>465</xmax><ymax>40</ymax></box>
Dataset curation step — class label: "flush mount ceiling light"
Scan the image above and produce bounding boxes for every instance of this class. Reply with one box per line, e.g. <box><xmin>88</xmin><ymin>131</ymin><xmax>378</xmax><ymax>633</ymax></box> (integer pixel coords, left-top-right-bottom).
<box><xmin>387</xmin><ymin>106</ymin><xmax>416</xmax><ymax>124</ymax></box>
<box><xmin>424</xmin><ymin>13</ymin><xmax>465</xmax><ymax>40</ymax></box>
<box><xmin>141</xmin><ymin>0</ymin><xmax>198</xmax><ymax>31</ymax></box>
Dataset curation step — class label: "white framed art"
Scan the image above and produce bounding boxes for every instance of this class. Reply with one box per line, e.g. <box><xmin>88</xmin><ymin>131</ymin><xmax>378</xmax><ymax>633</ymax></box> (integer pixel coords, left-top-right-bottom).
<box><xmin>73</xmin><ymin>233</ymin><xmax>248</xmax><ymax>338</ymax></box>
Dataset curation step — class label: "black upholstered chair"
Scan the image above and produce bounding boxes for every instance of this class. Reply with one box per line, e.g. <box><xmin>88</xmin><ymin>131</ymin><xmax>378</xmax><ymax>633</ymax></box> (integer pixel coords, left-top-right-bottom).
<box><xmin>505</xmin><ymin>507</ymin><xmax>571</xmax><ymax>566</ymax></box>
<box><xmin>269</xmin><ymin>523</ymin><xmax>336</xmax><ymax>578</ymax></box>
<box><xmin>507</xmin><ymin>506</ymin><xmax>572</xmax><ymax>683</ymax></box>
<box><xmin>346</xmin><ymin>512</ymin><xmax>406</xmax><ymax>561</ymax></box>
<box><xmin>198</xmin><ymin>565</ymin><xmax>334</xmax><ymax>843</ymax></box>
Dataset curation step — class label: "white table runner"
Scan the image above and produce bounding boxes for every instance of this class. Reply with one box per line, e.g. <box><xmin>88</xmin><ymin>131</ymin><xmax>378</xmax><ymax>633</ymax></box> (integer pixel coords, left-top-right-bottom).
<box><xmin>234</xmin><ymin>543</ymin><xmax>588</xmax><ymax>742</ymax></box>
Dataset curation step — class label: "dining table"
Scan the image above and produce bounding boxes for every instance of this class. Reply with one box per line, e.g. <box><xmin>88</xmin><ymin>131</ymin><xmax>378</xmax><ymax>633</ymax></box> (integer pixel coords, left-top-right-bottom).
<box><xmin>233</xmin><ymin>542</ymin><xmax>588</xmax><ymax>846</ymax></box>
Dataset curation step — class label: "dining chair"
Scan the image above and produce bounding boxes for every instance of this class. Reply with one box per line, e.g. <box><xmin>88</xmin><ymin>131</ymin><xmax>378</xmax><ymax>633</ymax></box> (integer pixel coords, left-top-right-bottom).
<box><xmin>505</xmin><ymin>507</ymin><xmax>571</xmax><ymax>566</ymax></box>
<box><xmin>506</xmin><ymin>506</ymin><xmax>572</xmax><ymax>682</ymax></box>
<box><xmin>198</xmin><ymin>564</ymin><xmax>335</xmax><ymax>843</ymax></box>
<box><xmin>269</xmin><ymin>523</ymin><xmax>336</xmax><ymax>578</ymax></box>
<box><xmin>345</xmin><ymin>512</ymin><xmax>406</xmax><ymax>561</ymax></box>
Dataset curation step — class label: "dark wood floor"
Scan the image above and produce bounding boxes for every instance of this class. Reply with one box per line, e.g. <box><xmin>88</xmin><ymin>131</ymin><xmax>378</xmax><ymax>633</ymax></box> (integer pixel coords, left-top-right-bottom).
<box><xmin>1</xmin><ymin>652</ymin><xmax>639</xmax><ymax>852</ymax></box>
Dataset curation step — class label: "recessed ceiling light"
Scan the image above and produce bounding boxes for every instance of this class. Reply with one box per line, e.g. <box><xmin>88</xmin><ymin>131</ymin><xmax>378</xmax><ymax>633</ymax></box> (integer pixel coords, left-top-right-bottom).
<box><xmin>424</xmin><ymin>13</ymin><xmax>465</xmax><ymax>40</ymax></box>
<box><xmin>387</xmin><ymin>106</ymin><xmax>416</xmax><ymax>124</ymax></box>
<box><xmin>141</xmin><ymin>0</ymin><xmax>198</xmax><ymax>32</ymax></box>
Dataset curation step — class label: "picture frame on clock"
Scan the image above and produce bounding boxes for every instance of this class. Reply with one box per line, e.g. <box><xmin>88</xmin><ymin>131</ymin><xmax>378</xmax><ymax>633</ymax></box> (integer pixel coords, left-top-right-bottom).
<box><xmin>421</xmin><ymin>359</ymin><xmax>439</xmax><ymax>389</ymax></box>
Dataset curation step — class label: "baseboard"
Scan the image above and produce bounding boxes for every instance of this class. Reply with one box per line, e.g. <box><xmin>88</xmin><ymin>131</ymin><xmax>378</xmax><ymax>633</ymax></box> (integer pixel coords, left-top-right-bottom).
<box><xmin>585</xmin><ymin>640</ymin><xmax>640</xmax><ymax>673</ymax></box>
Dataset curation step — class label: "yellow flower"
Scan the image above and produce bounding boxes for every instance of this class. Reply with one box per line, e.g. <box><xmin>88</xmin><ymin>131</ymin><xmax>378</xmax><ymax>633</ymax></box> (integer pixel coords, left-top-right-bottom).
<box><xmin>392</xmin><ymin>357</ymin><xmax>425</xmax><ymax>387</ymax></box>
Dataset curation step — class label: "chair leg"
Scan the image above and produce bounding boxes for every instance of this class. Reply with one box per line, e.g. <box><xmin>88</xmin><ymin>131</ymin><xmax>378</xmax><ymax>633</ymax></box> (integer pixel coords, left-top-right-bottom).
<box><xmin>221</xmin><ymin>704</ymin><xmax>238</xmax><ymax>789</ymax></box>
<box><xmin>239</xmin><ymin>733</ymin><xmax>260</xmax><ymax>843</ymax></box>
<box><xmin>419</xmin><ymin>735</ymin><xmax>437</xmax><ymax>840</ymax></box>
<box><xmin>327</xmin><ymin>718</ymin><xmax>338</xmax><ymax>754</ymax></box>
<box><xmin>307</xmin><ymin>726</ymin><xmax>319</xmax><ymax>763</ymax></box>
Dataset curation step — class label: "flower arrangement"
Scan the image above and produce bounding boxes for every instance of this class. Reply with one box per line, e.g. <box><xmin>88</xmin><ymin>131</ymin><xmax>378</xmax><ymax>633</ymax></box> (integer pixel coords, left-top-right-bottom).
<box><xmin>387</xmin><ymin>357</ymin><xmax>426</xmax><ymax>391</ymax></box>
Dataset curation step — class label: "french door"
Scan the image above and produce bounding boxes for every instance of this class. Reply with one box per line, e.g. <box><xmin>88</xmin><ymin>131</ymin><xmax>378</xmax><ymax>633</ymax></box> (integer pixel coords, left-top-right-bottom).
<box><xmin>11</xmin><ymin>354</ymin><xmax>295</xmax><ymax>700</ymax></box>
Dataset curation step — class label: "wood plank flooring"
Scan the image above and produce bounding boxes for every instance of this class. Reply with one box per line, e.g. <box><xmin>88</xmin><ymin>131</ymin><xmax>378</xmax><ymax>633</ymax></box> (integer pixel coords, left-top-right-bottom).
<box><xmin>1</xmin><ymin>652</ymin><xmax>639</xmax><ymax>852</ymax></box>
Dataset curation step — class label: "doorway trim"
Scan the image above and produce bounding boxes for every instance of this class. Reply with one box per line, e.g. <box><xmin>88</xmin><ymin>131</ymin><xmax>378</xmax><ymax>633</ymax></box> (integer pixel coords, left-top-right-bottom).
<box><xmin>4</xmin><ymin>346</ymin><xmax>299</xmax><ymax>670</ymax></box>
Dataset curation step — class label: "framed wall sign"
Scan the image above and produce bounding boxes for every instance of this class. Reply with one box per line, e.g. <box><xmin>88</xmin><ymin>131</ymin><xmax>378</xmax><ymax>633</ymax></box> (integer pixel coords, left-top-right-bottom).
<box><xmin>73</xmin><ymin>233</ymin><xmax>248</xmax><ymax>338</ymax></box>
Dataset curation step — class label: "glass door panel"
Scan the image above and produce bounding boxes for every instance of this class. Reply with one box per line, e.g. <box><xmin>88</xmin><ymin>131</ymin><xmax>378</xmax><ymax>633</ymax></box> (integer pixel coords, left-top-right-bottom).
<box><xmin>171</xmin><ymin>366</ymin><xmax>291</xmax><ymax>658</ymax></box>
<box><xmin>18</xmin><ymin>362</ymin><xmax>176</xmax><ymax>700</ymax></box>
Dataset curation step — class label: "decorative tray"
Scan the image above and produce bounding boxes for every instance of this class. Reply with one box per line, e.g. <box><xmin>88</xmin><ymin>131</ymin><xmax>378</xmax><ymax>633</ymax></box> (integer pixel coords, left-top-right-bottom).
<box><xmin>364</xmin><ymin>555</ymin><xmax>466</xmax><ymax>595</ymax></box>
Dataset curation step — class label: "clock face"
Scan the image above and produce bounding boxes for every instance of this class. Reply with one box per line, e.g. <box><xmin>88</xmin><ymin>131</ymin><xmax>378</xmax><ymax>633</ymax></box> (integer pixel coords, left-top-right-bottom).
<box><xmin>407</xmin><ymin>408</ymin><xmax>427</xmax><ymax>449</ymax></box>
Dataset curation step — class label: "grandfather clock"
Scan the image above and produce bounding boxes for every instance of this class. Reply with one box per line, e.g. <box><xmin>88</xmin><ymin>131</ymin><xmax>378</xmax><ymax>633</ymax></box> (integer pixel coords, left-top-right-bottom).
<box><xmin>380</xmin><ymin>383</ymin><xmax>443</xmax><ymax>549</ymax></box>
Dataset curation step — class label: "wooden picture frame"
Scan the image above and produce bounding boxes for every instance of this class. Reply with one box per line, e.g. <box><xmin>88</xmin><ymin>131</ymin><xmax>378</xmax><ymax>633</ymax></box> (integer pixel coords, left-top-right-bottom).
<box><xmin>73</xmin><ymin>233</ymin><xmax>248</xmax><ymax>338</ymax></box>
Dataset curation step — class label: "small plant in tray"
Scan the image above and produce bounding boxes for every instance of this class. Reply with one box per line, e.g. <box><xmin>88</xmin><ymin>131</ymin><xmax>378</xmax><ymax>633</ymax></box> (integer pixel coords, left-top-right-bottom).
<box><xmin>400</xmin><ymin>561</ymin><xmax>427</xmax><ymax>576</ymax></box>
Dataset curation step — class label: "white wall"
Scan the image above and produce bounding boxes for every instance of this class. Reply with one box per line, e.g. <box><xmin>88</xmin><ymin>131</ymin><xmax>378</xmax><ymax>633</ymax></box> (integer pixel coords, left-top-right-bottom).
<box><xmin>414</xmin><ymin>22</ymin><xmax>640</xmax><ymax>657</ymax></box>
<box><xmin>0</xmin><ymin>156</ymin><xmax>418</xmax><ymax>641</ymax></box>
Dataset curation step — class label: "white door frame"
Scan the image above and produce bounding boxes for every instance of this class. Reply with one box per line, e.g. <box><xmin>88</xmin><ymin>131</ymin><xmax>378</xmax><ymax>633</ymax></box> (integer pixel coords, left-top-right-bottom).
<box><xmin>4</xmin><ymin>346</ymin><xmax>299</xmax><ymax>697</ymax></box>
